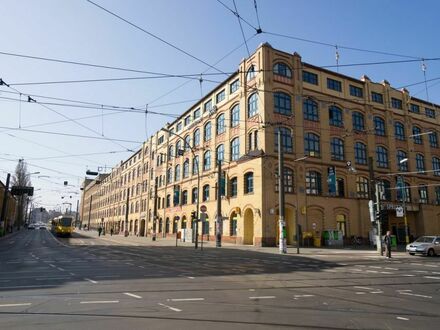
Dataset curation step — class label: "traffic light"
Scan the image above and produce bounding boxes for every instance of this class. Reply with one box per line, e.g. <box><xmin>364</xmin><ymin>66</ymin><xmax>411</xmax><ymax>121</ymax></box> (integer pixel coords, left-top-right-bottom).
<box><xmin>191</xmin><ymin>211</ymin><xmax>196</xmax><ymax>220</ymax></box>
<box><xmin>375</xmin><ymin>209</ymin><xmax>387</xmax><ymax>222</ymax></box>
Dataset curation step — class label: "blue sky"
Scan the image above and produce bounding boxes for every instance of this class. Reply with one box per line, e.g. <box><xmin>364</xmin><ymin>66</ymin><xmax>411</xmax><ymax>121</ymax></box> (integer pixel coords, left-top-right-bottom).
<box><xmin>1</xmin><ymin>0</ymin><xmax>439</xmax><ymax>210</ymax></box>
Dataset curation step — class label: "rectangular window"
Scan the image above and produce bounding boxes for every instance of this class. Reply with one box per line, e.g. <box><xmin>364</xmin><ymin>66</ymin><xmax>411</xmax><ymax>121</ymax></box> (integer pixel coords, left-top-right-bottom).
<box><xmin>204</xmin><ymin>100</ymin><xmax>212</xmax><ymax>113</ymax></box>
<box><xmin>371</xmin><ymin>92</ymin><xmax>384</xmax><ymax>104</ymax></box>
<box><xmin>230</xmin><ymin>177</ymin><xmax>238</xmax><ymax>197</ymax></box>
<box><xmin>158</xmin><ymin>136</ymin><xmax>164</xmax><ymax>145</ymax></box>
<box><xmin>327</xmin><ymin>78</ymin><xmax>342</xmax><ymax>92</ymax></box>
<box><xmin>176</xmin><ymin>122</ymin><xmax>182</xmax><ymax>132</ymax></box>
<box><xmin>230</xmin><ymin>79</ymin><xmax>240</xmax><ymax>93</ymax></box>
<box><xmin>391</xmin><ymin>98</ymin><xmax>402</xmax><ymax>109</ymax></box>
<box><xmin>302</xmin><ymin>70</ymin><xmax>318</xmax><ymax>85</ymax></box>
<box><xmin>349</xmin><ymin>85</ymin><xmax>363</xmax><ymax>98</ymax></box>
<box><xmin>184</xmin><ymin>115</ymin><xmax>191</xmax><ymax>126</ymax></box>
<box><xmin>193</xmin><ymin>108</ymin><xmax>201</xmax><ymax>120</ymax></box>
<box><xmin>410</xmin><ymin>104</ymin><xmax>420</xmax><ymax>113</ymax></box>
<box><xmin>216</xmin><ymin>89</ymin><xmax>225</xmax><ymax>103</ymax></box>
<box><xmin>426</xmin><ymin>107</ymin><xmax>436</xmax><ymax>118</ymax></box>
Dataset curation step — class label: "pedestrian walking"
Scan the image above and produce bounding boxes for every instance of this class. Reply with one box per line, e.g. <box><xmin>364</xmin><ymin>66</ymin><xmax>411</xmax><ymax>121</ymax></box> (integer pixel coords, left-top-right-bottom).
<box><xmin>110</xmin><ymin>228</ymin><xmax>114</xmax><ymax>236</ymax></box>
<box><xmin>98</xmin><ymin>226</ymin><xmax>102</xmax><ymax>237</ymax></box>
<box><xmin>384</xmin><ymin>231</ymin><xmax>392</xmax><ymax>258</ymax></box>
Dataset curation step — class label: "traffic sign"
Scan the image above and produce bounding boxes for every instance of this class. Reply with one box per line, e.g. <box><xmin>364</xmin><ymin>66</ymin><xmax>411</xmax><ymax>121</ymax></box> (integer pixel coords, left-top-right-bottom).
<box><xmin>200</xmin><ymin>205</ymin><xmax>207</xmax><ymax>213</ymax></box>
<box><xmin>396</xmin><ymin>206</ymin><xmax>404</xmax><ymax>217</ymax></box>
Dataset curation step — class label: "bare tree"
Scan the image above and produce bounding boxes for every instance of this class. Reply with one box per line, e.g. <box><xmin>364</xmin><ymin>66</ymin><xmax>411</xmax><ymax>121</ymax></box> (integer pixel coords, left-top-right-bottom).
<box><xmin>12</xmin><ymin>159</ymin><xmax>31</xmax><ymax>229</ymax></box>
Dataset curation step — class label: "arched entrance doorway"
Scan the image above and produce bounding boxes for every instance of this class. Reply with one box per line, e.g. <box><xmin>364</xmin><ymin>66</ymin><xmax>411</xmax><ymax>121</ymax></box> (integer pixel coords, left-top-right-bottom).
<box><xmin>165</xmin><ymin>218</ymin><xmax>170</xmax><ymax>234</ymax></box>
<box><xmin>285</xmin><ymin>207</ymin><xmax>296</xmax><ymax>245</ymax></box>
<box><xmin>230</xmin><ymin>211</ymin><xmax>238</xmax><ymax>237</ymax></box>
<box><xmin>129</xmin><ymin>220</ymin><xmax>133</xmax><ymax>233</ymax></box>
<box><xmin>134</xmin><ymin>219</ymin><xmax>138</xmax><ymax>235</ymax></box>
<box><xmin>181</xmin><ymin>216</ymin><xmax>187</xmax><ymax>229</ymax></box>
<box><xmin>159</xmin><ymin>218</ymin><xmax>163</xmax><ymax>233</ymax></box>
<box><xmin>243</xmin><ymin>208</ymin><xmax>254</xmax><ymax>245</ymax></box>
<box><xmin>139</xmin><ymin>219</ymin><xmax>146</xmax><ymax>237</ymax></box>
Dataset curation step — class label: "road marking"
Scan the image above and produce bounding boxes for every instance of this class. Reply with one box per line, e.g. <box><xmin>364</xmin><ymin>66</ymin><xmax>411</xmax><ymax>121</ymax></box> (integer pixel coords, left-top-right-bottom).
<box><xmin>0</xmin><ymin>303</ymin><xmax>32</xmax><ymax>307</ymax></box>
<box><xmin>380</xmin><ymin>271</ymin><xmax>394</xmax><ymax>274</ymax></box>
<box><xmin>384</xmin><ymin>267</ymin><xmax>398</xmax><ymax>270</ymax></box>
<box><xmin>69</xmin><ymin>272</ymin><xmax>75</xmax><ymax>276</ymax></box>
<box><xmin>354</xmin><ymin>286</ymin><xmax>376</xmax><ymax>291</ymax></box>
<box><xmin>36</xmin><ymin>277</ymin><xmax>70</xmax><ymax>281</ymax></box>
<box><xmin>186</xmin><ymin>276</ymin><xmax>195</xmax><ymax>279</ymax></box>
<box><xmin>397</xmin><ymin>317</ymin><xmax>409</xmax><ymax>321</ymax></box>
<box><xmin>6</xmin><ymin>261</ymin><xmax>21</xmax><ymax>264</ymax></box>
<box><xmin>94</xmin><ymin>275</ymin><xmax>120</xmax><ymax>279</ymax></box>
<box><xmin>293</xmin><ymin>294</ymin><xmax>314</xmax><ymax>299</ymax></box>
<box><xmin>402</xmin><ymin>274</ymin><xmax>415</xmax><ymax>277</ymax></box>
<box><xmin>370</xmin><ymin>291</ymin><xmax>383</xmax><ymax>294</ymax></box>
<box><xmin>397</xmin><ymin>290</ymin><xmax>432</xmax><ymax>299</ymax></box>
<box><xmin>80</xmin><ymin>300</ymin><xmax>119</xmax><ymax>304</ymax></box>
<box><xmin>84</xmin><ymin>278</ymin><xmax>98</xmax><ymax>284</ymax></box>
<box><xmin>125</xmin><ymin>262</ymin><xmax>134</xmax><ymax>266</ymax></box>
<box><xmin>249</xmin><ymin>296</ymin><xmax>276</xmax><ymax>300</ymax></box>
<box><xmin>48</xmin><ymin>264</ymin><xmax>56</xmax><ymax>268</ymax></box>
<box><xmin>355</xmin><ymin>292</ymin><xmax>366</xmax><ymax>295</ymax></box>
<box><xmin>0</xmin><ymin>280</ymin><xmax>11</xmax><ymax>283</ymax></box>
<box><xmin>414</xmin><ymin>270</ymin><xmax>428</xmax><ymax>273</ymax></box>
<box><xmin>369</xmin><ymin>266</ymin><xmax>381</xmax><ymax>269</ymax></box>
<box><xmin>168</xmin><ymin>298</ymin><xmax>205</xmax><ymax>302</ymax></box>
<box><xmin>138</xmin><ymin>266</ymin><xmax>145</xmax><ymax>269</ymax></box>
<box><xmin>424</xmin><ymin>276</ymin><xmax>440</xmax><ymax>280</ymax></box>
<box><xmin>158</xmin><ymin>303</ymin><xmax>181</xmax><ymax>312</ymax></box>
<box><xmin>124</xmin><ymin>292</ymin><xmax>142</xmax><ymax>299</ymax></box>
<box><xmin>249</xmin><ymin>289</ymin><xmax>255</xmax><ymax>291</ymax></box>
<box><xmin>411</xmin><ymin>263</ymin><xmax>423</xmax><ymax>266</ymax></box>
<box><xmin>57</xmin><ymin>267</ymin><xmax>65</xmax><ymax>271</ymax></box>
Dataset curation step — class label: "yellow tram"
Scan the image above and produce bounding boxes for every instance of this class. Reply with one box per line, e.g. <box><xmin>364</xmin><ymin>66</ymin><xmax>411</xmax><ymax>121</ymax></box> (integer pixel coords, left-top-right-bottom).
<box><xmin>51</xmin><ymin>216</ymin><xmax>74</xmax><ymax>237</ymax></box>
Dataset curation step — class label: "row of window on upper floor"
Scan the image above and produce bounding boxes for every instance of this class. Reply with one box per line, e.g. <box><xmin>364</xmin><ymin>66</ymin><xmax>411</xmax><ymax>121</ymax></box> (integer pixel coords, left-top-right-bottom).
<box><xmin>302</xmin><ymin>70</ymin><xmax>437</xmax><ymax>118</ymax></box>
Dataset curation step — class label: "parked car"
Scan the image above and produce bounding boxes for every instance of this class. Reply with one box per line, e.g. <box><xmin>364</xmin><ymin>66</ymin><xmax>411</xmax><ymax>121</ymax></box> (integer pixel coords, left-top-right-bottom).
<box><xmin>406</xmin><ymin>236</ymin><xmax>440</xmax><ymax>257</ymax></box>
<box><xmin>27</xmin><ymin>224</ymin><xmax>36</xmax><ymax>230</ymax></box>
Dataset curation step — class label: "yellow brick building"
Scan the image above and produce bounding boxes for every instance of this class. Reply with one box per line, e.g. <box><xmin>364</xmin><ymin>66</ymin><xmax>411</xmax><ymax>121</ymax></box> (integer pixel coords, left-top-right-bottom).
<box><xmin>80</xmin><ymin>43</ymin><xmax>440</xmax><ymax>246</ymax></box>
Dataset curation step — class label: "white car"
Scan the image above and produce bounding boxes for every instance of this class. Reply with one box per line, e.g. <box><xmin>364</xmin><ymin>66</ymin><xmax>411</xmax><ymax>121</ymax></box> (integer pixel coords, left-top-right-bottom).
<box><xmin>406</xmin><ymin>236</ymin><xmax>440</xmax><ymax>257</ymax></box>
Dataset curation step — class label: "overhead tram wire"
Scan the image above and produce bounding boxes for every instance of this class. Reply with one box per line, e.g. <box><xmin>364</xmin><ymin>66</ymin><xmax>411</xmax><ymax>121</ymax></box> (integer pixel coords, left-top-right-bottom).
<box><xmin>86</xmin><ymin>0</ymin><xmax>227</xmax><ymax>75</ymax></box>
<box><xmin>216</xmin><ymin>0</ymin><xmax>260</xmax><ymax>32</ymax></box>
<box><xmin>232</xmin><ymin>0</ymin><xmax>251</xmax><ymax>57</ymax></box>
<box><xmin>26</xmin><ymin>150</ymin><xmax>131</xmax><ymax>161</ymax></box>
<box><xmin>253</xmin><ymin>0</ymin><xmax>262</xmax><ymax>33</ymax></box>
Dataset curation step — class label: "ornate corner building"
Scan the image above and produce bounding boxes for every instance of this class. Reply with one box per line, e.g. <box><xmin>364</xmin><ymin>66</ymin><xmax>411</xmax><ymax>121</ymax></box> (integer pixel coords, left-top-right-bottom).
<box><xmin>80</xmin><ymin>43</ymin><xmax>440</xmax><ymax>246</ymax></box>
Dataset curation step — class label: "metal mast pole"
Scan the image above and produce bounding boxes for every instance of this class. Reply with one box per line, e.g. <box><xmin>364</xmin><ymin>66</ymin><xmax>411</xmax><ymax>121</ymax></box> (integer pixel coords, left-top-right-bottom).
<box><xmin>216</xmin><ymin>160</ymin><xmax>222</xmax><ymax>247</ymax></box>
<box><xmin>278</xmin><ymin>132</ymin><xmax>287</xmax><ymax>253</ymax></box>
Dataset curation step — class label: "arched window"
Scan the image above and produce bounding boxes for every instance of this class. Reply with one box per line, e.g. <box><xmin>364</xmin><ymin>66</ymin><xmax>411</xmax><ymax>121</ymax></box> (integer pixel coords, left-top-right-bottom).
<box><xmin>352</xmin><ymin>112</ymin><xmax>365</xmax><ymax>131</ymax></box>
<box><xmin>182</xmin><ymin>190</ymin><xmax>188</xmax><ymax>205</ymax></box>
<box><xmin>304</xmin><ymin>132</ymin><xmax>320</xmax><ymax>157</ymax></box>
<box><xmin>356</xmin><ymin>177</ymin><xmax>369</xmax><ymax>198</ymax></box>
<box><xmin>374</xmin><ymin>116</ymin><xmax>386</xmax><ymax>136</ymax></box>
<box><xmin>376</xmin><ymin>146</ymin><xmax>388</xmax><ymax>168</ymax></box>
<box><xmin>432</xmin><ymin>157</ymin><xmax>440</xmax><ymax>176</ymax></box>
<box><xmin>275</xmin><ymin>167</ymin><xmax>294</xmax><ymax>193</ymax></box>
<box><xmin>306</xmin><ymin>171</ymin><xmax>322</xmax><ymax>195</ymax></box>
<box><xmin>231</xmin><ymin>137</ymin><xmax>240</xmax><ymax>161</ymax></box>
<box><xmin>203</xmin><ymin>150</ymin><xmax>211</xmax><ymax>171</ymax></box>
<box><xmin>202</xmin><ymin>184</ymin><xmax>210</xmax><ymax>202</ymax></box>
<box><xmin>192</xmin><ymin>156</ymin><xmax>199</xmax><ymax>175</ymax></box>
<box><xmin>274</xmin><ymin>127</ymin><xmax>293</xmax><ymax>153</ymax></box>
<box><xmin>216</xmin><ymin>113</ymin><xmax>225</xmax><ymax>135</ymax></box>
<box><xmin>248</xmin><ymin>130</ymin><xmax>258</xmax><ymax>151</ymax></box>
<box><xmin>166</xmin><ymin>168</ymin><xmax>173</xmax><ymax>184</ymax></box>
<box><xmin>273</xmin><ymin>62</ymin><xmax>292</xmax><ymax>78</ymax></box>
<box><xmin>166</xmin><ymin>195</ymin><xmax>170</xmax><ymax>208</ymax></box>
<box><xmin>377</xmin><ymin>180</ymin><xmax>391</xmax><ymax>201</ymax></box>
<box><xmin>191</xmin><ymin>187</ymin><xmax>198</xmax><ymax>204</ymax></box>
<box><xmin>397</xmin><ymin>150</ymin><xmax>408</xmax><ymax>171</ymax></box>
<box><xmin>354</xmin><ymin>142</ymin><xmax>367</xmax><ymax>165</ymax></box>
<box><xmin>174</xmin><ymin>164</ymin><xmax>181</xmax><ymax>181</ymax></box>
<box><xmin>244</xmin><ymin>172</ymin><xmax>254</xmax><ymax>194</ymax></box>
<box><xmin>204</xmin><ymin>122</ymin><xmax>212</xmax><ymax>142</ymax></box>
<box><xmin>183</xmin><ymin>160</ymin><xmax>189</xmax><ymax>178</ymax></box>
<box><xmin>412</xmin><ymin>126</ymin><xmax>423</xmax><ymax>144</ymax></box>
<box><xmin>230</xmin><ymin>104</ymin><xmax>240</xmax><ymax>127</ymax></box>
<box><xmin>216</xmin><ymin>144</ymin><xmax>224</xmax><ymax>164</ymax></box>
<box><xmin>329</xmin><ymin>105</ymin><xmax>343</xmax><ymax>127</ymax></box>
<box><xmin>246</xmin><ymin>65</ymin><xmax>256</xmax><ymax>81</ymax></box>
<box><xmin>168</xmin><ymin>145</ymin><xmax>174</xmax><ymax>161</ymax></box>
<box><xmin>176</xmin><ymin>140</ymin><xmax>183</xmax><ymax>157</ymax></box>
<box><xmin>274</xmin><ymin>92</ymin><xmax>292</xmax><ymax>115</ymax></box>
<box><xmin>193</xmin><ymin>129</ymin><xmax>200</xmax><ymax>147</ymax></box>
<box><xmin>248</xmin><ymin>93</ymin><xmax>258</xmax><ymax>118</ymax></box>
<box><xmin>394</xmin><ymin>121</ymin><xmax>405</xmax><ymax>140</ymax></box>
<box><xmin>303</xmin><ymin>98</ymin><xmax>319</xmax><ymax>121</ymax></box>
<box><xmin>419</xmin><ymin>185</ymin><xmax>428</xmax><ymax>204</ymax></box>
<box><xmin>184</xmin><ymin>135</ymin><xmax>191</xmax><ymax>151</ymax></box>
<box><xmin>330</xmin><ymin>138</ymin><xmax>345</xmax><ymax>161</ymax></box>
<box><xmin>416</xmin><ymin>153</ymin><xmax>425</xmax><ymax>173</ymax></box>
<box><xmin>429</xmin><ymin>131</ymin><xmax>438</xmax><ymax>148</ymax></box>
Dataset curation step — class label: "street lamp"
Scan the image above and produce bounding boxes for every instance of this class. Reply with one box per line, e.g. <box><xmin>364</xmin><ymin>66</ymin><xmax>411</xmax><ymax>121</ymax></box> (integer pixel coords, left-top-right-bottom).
<box><xmin>399</xmin><ymin>158</ymin><xmax>410</xmax><ymax>244</ymax></box>
<box><xmin>294</xmin><ymin>156</ymin><xmax>309</xmax><ymax>254</ymax></box>
<box><xmin>161</xmin><ymin>127</ymin><xmax>200</xmax><ymax>249</ymax></box>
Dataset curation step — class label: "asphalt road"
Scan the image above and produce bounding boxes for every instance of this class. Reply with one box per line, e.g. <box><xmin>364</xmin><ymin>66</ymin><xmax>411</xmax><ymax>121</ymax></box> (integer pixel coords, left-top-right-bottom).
<box><xmin>0</xmin><ymin>229</ymin><xmax>439</xmax><ymax>330</ymax></box>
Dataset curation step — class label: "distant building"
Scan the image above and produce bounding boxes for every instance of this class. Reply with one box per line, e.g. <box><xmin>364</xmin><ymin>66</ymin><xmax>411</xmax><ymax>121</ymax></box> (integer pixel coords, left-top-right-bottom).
<box><xmin>80</xmin><ymin>43</ymin><xmax>440</xmax><ymax>246</ymax></box>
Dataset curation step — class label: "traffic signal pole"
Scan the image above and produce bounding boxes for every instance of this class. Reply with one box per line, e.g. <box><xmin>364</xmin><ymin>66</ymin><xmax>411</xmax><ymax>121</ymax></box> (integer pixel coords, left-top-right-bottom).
<box><xmin>375</xmin><ymin>182</ymin><xmax>383</xmax><ymax>256</ymax></box>
<box><xmin>216</xmin><ymin>160</ymin><xmax>222</xmax><ymax>248</ymax></box>
<box><xmin>278</xmin><ymin>132</ymin><xmax>287</xmax><ymax>254</ymax></box>
<box><xmin>0</xmin><ymin>174</ymin><xmax>11</xmax><ymax>235</ymax></box>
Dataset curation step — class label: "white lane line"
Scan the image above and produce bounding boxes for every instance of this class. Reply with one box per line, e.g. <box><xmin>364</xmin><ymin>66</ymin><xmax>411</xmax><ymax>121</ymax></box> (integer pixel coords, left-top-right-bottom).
<box><xmin>6</xmin><ymin>261</ymin><xmax>21</xmax><ymax>264</ymax></box>
<box><xmin>158</xmin><ymin>303</ymin><xmax>181</xmax><ymax>312</ymax></box>
<box><xmin>138</xmin><ymin>266</ymin><xmax>145</xmax><ymax>269</ymax></box>
<box><xmin>354</xmin><ymin>286</ymin><xmax>376</xmax><ymax>291</ymax></box>
<box><xmin>168</xmin><ymin>298</ymin><xmax>205</xmax><ymax>302</ymax></box>
<box><xmin>293</xmin><ymin>294</ymin><xmax>315</xmax><ymax>299</ymax></box>
<box><xmin>186</xmin><ymin>276</ymin><xmax>195</xmax><ymax>279</ymax></box>
<box><xmin>80</xmin><ymin>300</ymin><xmax>119</xmax><ymax>304</ymax></box>
<box><xmin>125</xmin><ymin>262</ymin><xmax>134</xmax><ymax>266</ymax></box>
<box><xmin>397</xmin><ymin>290</ymin><xmax>432</xmax><ymax>299</ymax></box>
<box><xmin>48</xmin><ymin>264</ymin><xmax>56</xmax><ymax>268</ymax></box>
<box><xmin>414</xmin><ymin>270</ymin><xmax>428</xmax><ymax>273</ymax></box>
<box><xmin>369</xmin><ymin>266</ymin><xmax>382</xmax><ymax>269</ymax></box>
<box><xmin>384</xmin><ymin>267</ymin><xmax>398</xmax><ymax>270</ymax></box>
<box><xmin>69</xmin><ymin>272</ymin><xmax>75</xmax><ymax>276</ymax></box>
<box><xmin>0</xmin><ymin>303</ymin><xmax>32</xmax><ymax>308</ymax></box>
<box><xmin>402</xmin><ymin>274</ymin><xmax>415</xmax><ymax>277</ymax></box>
<box><xmin>57</xmin><ymin>267</ymin><xmax>65</xmax><ymax>271</ymax></box>
<box><xmin>124</xmin><ymin>292</ymin><xmax>142</xmax><ymax>299</ymax></box>
<box><xmin>424</xmin><ymin>276</ymin><xmax>440</xmax><ymax>280</ymax></box>
<box><xmin>249</xmin><ymin>296</ymin><xmax>276</xmax><ymax>300</ymax></box>
<box><xmin>355</xmin><ymin>292</ymin><xmax>366</xmax><ymax>295</ymax></box>
<box><xmin>397</xmin><ymin>317</ymin><xmax>409</xmax><ymax>321</ymax></box>
<box><xmin>84</xmin><ymin>278</ymin><xmax>98</xmax><ymax>284</ymax></box>
<box><xmin>380</xmin><ymin>271</ymin><xmax>394</xmax><ymax>274</ymax></box>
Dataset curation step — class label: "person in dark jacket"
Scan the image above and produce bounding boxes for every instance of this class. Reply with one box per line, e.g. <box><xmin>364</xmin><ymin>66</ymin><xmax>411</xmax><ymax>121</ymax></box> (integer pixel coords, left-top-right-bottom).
<box><xmin>384</xmin><ymin>231</ymin><xmax>392</xmax><ymax>258</ymax></box>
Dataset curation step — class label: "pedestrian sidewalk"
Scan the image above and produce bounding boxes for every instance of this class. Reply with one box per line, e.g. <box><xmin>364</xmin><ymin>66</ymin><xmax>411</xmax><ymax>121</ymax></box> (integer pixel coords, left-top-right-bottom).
<box><xmin>75</xmin><ymin>229</ymin><xmax>408</xmax><ymax>257</ymax></box>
